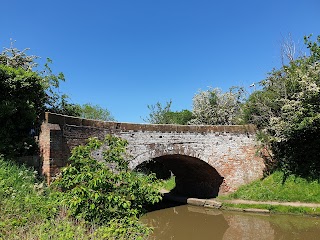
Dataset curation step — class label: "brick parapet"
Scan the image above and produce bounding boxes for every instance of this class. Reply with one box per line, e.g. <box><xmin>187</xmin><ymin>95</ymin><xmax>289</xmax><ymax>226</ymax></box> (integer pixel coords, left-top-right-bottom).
<box><xmin>44</xmin><ymin>112</ymin><xmax>257</xmax><ymax>134</ymax></box>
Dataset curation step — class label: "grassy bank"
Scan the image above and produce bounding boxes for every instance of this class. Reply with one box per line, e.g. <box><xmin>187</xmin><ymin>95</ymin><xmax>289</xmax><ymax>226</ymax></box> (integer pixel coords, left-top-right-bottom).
<box><xmin>224</xmin><ymin>171</ymin><xmax>320</xmax><ymax>203</ymax></box>
<box><xmin>0</xmin><ymin>156</ymin><xmax>94</xmax><ymax>239</ymax></box>
<box><xmin>0</xmin><ymin>156</ymin><xmax>152</xmax><ymax>239</ymax></box>
<box><xmin>217</xmin><ymin>171</ymin><xmax>320</xmax><ymax>215</ymax></box>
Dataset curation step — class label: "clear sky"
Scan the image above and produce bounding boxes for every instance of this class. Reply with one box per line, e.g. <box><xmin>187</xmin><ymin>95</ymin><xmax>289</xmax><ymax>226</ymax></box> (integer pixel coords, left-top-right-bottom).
<box><xmin>1</xmin><ymin>0</ymin><xmax>319</xmax><ymax>123</ymax></box>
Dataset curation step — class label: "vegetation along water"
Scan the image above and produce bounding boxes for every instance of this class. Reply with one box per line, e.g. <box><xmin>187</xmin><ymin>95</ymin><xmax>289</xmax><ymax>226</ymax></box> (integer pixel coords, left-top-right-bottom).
<box><xmin>1</xmin><ymin>33</ymin><xmax>320</xmax><ymax>239</ymax></box>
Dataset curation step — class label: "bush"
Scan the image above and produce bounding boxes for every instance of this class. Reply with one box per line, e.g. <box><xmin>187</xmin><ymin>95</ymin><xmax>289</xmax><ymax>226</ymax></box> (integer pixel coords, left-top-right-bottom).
<box><xmin>53</xmin><ymin>135</ymin><xmax>162</xmax><ymax>225</ymax></box>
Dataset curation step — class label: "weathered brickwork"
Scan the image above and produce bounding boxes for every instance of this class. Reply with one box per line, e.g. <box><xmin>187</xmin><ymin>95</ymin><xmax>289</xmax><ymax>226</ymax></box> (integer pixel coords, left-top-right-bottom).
<box><xmin>39</xmin><ymin>112</ymin><xmax>265</xmax><ymax>197</ymax></box>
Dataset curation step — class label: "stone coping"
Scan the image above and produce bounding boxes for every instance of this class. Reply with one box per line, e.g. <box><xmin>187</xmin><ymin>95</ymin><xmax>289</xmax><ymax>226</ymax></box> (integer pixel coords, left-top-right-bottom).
<box><xmin>44</xmin><ymin>112</ymin><xmax>257</xmax><ymax>134</ymax></box>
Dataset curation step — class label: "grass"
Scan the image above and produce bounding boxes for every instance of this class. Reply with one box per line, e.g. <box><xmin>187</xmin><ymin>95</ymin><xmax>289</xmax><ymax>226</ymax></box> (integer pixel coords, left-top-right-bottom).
<box><xmin>161</xmin><ymin>176</ymin><xmax>176</xmax><ymax>191</ymax></box>
<box><xmin>223</xmin><ymin>171</ymin><xmax>320</xmax><ymax>203</ymax></box>
<box><xmin>222</xmin><ymin>203</ymin><xmax>320</xmax><ymax>215</ymax></box>
<box><xmin>0</xmin><ymin>157</ymin><xmax>57</xmax><ymax>233</ymax></box>
<box><xmin>216</xmin><ymin>170</ymin><xmax>320</xmax><ymax>215</ymax></box>
<box><xmin>0</xmin><ymin>156</ymin><xmax>91</xmax><ymax>239</ymax></box>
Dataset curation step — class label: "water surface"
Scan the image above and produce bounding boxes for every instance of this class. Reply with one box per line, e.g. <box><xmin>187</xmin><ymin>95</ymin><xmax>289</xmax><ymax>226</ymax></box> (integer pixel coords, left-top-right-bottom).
<box><xmin>141</xmin><ymin>205</ymin><xmax>320</xmax><ymax>240</ymax></box>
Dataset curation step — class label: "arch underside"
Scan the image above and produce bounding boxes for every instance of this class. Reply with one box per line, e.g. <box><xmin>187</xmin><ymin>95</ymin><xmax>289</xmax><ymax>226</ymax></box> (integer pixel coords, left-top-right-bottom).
<box><xmin>153</xmin><ymin>154</ymin><xmax>223</xmax><ymax>198</ymax></box>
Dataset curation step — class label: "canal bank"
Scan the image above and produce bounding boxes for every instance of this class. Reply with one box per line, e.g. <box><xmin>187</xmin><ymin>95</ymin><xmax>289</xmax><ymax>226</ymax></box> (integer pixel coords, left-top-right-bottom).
<box><xmin>161</xmin><ymin>191</ymin><xmax>320</xmax><ymax>216</ymax></box>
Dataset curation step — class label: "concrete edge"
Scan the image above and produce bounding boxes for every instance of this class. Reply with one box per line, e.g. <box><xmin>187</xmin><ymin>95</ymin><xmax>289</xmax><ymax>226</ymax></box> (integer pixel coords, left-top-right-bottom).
<box><xmin>162</xmin><ymin>193</ymin><xmax>271</xmax><ymax>214</ymax></box>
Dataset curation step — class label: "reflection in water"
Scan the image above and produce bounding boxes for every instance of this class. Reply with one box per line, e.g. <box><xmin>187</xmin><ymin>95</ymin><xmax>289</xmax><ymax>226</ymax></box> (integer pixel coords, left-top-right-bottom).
<box><xmin>141</xmin><ymin>205</ymin><xmax>320</xmax><ymax>240</ymax></box>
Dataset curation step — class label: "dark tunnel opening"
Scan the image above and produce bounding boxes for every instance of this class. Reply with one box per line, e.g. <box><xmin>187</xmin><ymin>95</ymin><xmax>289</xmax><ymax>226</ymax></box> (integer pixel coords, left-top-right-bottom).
<box><xmin>135</xmin><ymin>154</ymin><xmax>224</xmax><ymax>199</ymax></box>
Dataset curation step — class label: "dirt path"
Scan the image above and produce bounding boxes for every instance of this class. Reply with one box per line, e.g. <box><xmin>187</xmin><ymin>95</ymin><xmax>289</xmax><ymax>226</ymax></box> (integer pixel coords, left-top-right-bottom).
<box><xmin>160</xmin><ymin>189</ymin><xmax>320</xmax><ymax>209</ymax></box>
<box><xmin>220</xmin><ymin>199</ymin><xmax>320</xmax><ymax>208</ymax></box>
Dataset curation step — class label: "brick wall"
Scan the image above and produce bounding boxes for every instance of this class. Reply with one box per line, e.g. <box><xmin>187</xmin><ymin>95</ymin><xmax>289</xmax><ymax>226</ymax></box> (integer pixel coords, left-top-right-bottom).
<box><xmin>39</xmin><ymin>112</ymin><xmax>265</xmax><ymax>196</ymax></box>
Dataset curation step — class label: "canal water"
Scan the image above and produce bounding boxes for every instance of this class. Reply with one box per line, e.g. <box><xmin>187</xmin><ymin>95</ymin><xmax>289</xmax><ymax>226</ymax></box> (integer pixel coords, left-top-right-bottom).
<box><xmin>141</xmin><ymin>204</ymin><xmax>320</xmax><ymax>240</ymax></box>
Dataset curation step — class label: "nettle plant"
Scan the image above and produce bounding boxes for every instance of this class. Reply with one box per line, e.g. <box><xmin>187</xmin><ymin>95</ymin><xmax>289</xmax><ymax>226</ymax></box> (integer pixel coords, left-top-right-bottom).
<box><xmin>53</xmin><ymin>135</ymin><xmax>162</xmax><ymax>225</ymax></box>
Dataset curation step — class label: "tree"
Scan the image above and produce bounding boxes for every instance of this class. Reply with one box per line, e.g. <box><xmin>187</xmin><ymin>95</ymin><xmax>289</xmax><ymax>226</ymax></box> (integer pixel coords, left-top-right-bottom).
<box><xmin>0</xmin><ymin>65</ymin><xmax>46</xmax><ymax>156</ymax></box>
<box><xmin>0</xmin><ymin>41</ymin><xmax>72</xmax><ymax>156</ymax></box>
<box><xmin>165</xmin><ymin>109</ymin><xmax>194</xmax><ymax>125</ymax></box>
<box><xmin>0</xmin><ymin>41</ymin><xmax>67</xmax><ymax>111</ymax></box>
<box><xmin>189</xmin><ymin>87</ymin><xmax>244</xmax><ymax>125</ymax></box>
<box><xmin>144</xmin><ymin>100</ymin><xmax>173</xmax><ymax>124</ymax></box>
<box><xmin>144</xmin><ymin>100</ymin><xmax>193</xmax><ymax>125</ymax></box>
<box><xmin>0</xmin><ymin>40</ymin><xmax>92</xmax><ymax>116</ymax></box>
<box><xmin>0</xmin><ymin>40</ymin><xmax>39</xmax><ymax>70</ymax></box>
<box><xmin>243</xmin><ymin>35</ymin><xmax>320</xmax><ymax>178</ymax></box>
<box><xmin>79</xmin><ymin>103</ymin><xmax>115</xmax><ymax>121</ymax></box>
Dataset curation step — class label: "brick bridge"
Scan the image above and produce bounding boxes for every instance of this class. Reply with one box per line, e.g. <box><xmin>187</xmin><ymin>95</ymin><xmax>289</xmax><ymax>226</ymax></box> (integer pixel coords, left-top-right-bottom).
<box><xmin>39</xmin><ymin>112</ymin><xmax>265</xmax><ymax>198</ymax></box>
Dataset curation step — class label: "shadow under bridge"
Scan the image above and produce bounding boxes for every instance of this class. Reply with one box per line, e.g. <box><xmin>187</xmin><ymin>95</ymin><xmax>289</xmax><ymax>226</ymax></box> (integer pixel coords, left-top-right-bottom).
<box><xmin>137</xmin><ymin>154</ymin><xmax>224</xmax><ymax>199</ymax></box>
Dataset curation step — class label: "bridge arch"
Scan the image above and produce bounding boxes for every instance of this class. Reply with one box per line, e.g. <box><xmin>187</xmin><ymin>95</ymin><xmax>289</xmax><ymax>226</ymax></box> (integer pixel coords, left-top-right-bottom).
<box><xmin>135</xmin><ymin>154</ymin><xmax>224</xmax><ymax>198</ymax></box>
<box><xmin>39</xmin><ymin>112</ymin><xmax>265</xmax><ymax>193</ymax></box>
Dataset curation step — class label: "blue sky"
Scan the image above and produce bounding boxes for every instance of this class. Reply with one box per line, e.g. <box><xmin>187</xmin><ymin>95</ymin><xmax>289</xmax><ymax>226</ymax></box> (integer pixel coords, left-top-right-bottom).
<box><xmin>1</xmin><ymin>0</ymin><xmax>319</xmax><ymax>123</ymax></box>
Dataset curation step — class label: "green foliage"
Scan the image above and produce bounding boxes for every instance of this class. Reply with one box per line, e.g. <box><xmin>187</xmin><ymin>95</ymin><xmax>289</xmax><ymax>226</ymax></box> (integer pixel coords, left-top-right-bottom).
<box><xmin>144</xmin><ymin>100</ymin><xmax>173</xmax><ymax>124</ymax></box>
<box><xmin>0</xmin><ymin>41</ymin><xmax>69</xmax><ymax>114</ymax></box>
<box><xmin>161</xmin><ymin>176</ymin><xmax>176</xmax><ymax>191</ymax></box>
<box><xmin>94</xmin><ymin>217</ymin><xmax>152</xmax><ymax>240</ymax></box>
<box><xmin>189</xmin><ymin>87</ymin><xmax>245</xmax><ymax>125</ymax></box>
<box><xmin>27</xmin><ymin>216</ymin><xmax>151</xmax><ymax>240</ymax></box>
<box><xmin>164</xmin><ymin>109</ymin><xmax>194</xmax><ymax>125</ymax></box>
<box><xmin>243</xmin><ymin>35</ymin><xmax>320</xmax><ymax>178</ymax></box>
<box><xmin>222</xmin><ymin>202</ymin><xmax>320</xmax><ymax>215</ymax></box>
<box><xmin>0</xmin><ymin>42</ymin><xmax>78</xmax><ymax>156</ymax></box>
<box><xmin>78</xmin><ymin>103</ymin><xmax>115</xmax><ymax>121</ymax></box>
<box><xmin>26</xmin><ymin>218</ymin><xmax>89</xmax><ymax>240</ymax></box>
<box><xmin>0</xmin><ymin>150</ymin><xmax>156</xmax><ymax>239</ymax></box>
<box><xmin>53</xmin><ymin>135</ymin><xmax>162</xmax><ymax>224</ymax></box>
<box><xmin>48</xmin><ymin>94</ymin><xmax>83</xmax><ymax>117</ymax></box>
<box><xmin>227</xmin><ymin>171</ymin><xmax>320</xmax><ymax>203</ymax></box>
<box><xmin>0</xmin><ymin>41</ymin><xmax>115</xmax><ymax>157</ymax></box>
<box><xmin>0</xmin><ymin>65</ymin><xmax>46</xmax><ymax>156</ymax></box>
<box><xmin>0</xmin><ymin>155</ymin><xmax>59</xmax><ymax>238</ymax></box>
<box><xmin>144</xmin><ymin>100</ymin><xmax>193</xmax><ymax>125</ymax></box>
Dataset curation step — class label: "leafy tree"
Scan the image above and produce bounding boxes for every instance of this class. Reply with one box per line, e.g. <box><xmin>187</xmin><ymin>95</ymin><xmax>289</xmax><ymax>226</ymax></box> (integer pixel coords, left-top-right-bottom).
<box><xmin>0</xmin><ymin>41</ymin><xmax>67</xmax><ymax>112</ymax></box>
<box><xmin>53</xmin><ymin>135</ymin><xmax>162</xmax><ymax>236</ymax></box>
<box><xmin>0</xmin><ymin>40</ymin><xmax>91</xmax><ymax>116</ymax></box>
<box><xmin>0</xmin><ymin>42</ymin><xmax>71</xmax><ymax>156</ymax></box>
<box><xmin>0</xmin><ymin>41</ymin><xmax>115</xmax><ymax>156</ymax></box>
<box><xmin>165</xmin><ymin>109</ymin><xmax>194</xmax><ymax>125</ymax></box>
<box><xmin>144</xmin><ymin>100</ymin><xmax>193</xmax><ymax>125</ymax></box>
<box><xmin>144</xmin><ymin>100</ymin><xmax>173</xmax><ymax>124</ymax></box>
<box><xmin>243</xmin><ymin>35</ymin><xmax>320</xmax><ymax>178</ymax></box>
<box><xmin>189</xmin><ymin>87</ymin><xmax>244</xmax><ymax>125</ymax></box>
<box><xmin>79</xmin><ymin>103</ymin><xmax>115</xmax><ymax>121</ymax></box>
<box><xmin>0</xmin><ymin>65</ymin><xmax>46</xmax><ymax>156</ymax></box>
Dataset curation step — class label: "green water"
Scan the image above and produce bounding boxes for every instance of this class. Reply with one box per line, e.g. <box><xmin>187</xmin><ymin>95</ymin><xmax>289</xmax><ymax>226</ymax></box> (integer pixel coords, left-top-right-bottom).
<box><xmin>141</xmin><ymin>205</ymin><xmax>320</xmax><ymax>240</ymax></box>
